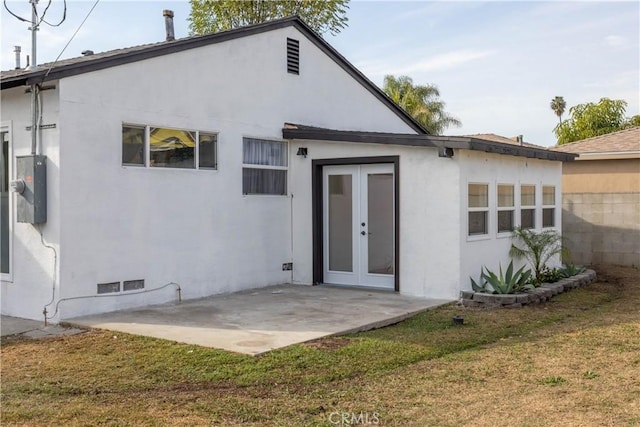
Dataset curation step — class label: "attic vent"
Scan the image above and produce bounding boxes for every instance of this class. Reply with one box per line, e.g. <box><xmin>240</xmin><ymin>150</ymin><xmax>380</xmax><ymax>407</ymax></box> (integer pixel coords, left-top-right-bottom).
<box><xmin>286</xmin><ymin>38</ymin><xmax>299</xmax><ymax>75</ymax></box>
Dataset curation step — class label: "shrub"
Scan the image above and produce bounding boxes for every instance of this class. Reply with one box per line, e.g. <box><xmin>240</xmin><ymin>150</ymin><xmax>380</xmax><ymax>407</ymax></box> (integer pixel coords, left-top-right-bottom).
<box><xmin>470</xmin><ymin>261</ymin><xmax>534</xmax><ymax>294</ymax></box>
<box><xmin>539</xmin><ymin>266</ymin><xmax>563</xmax><ymax>284</ymax></box>
<box><xmin>510</xmin><ymin>227</ymin><xmax>565</xmax><ymax>284</ymax></box>
<box><xmin>559</xmin><ymin>263</ymin><xmax>585</xmax><ymax>278</ymax></box>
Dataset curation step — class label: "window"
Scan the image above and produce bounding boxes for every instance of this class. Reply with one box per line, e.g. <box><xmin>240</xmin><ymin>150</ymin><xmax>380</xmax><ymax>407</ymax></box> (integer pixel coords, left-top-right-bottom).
<box><xmin>242</xmin><ymin>137</ymin><xmax>288</xmax><ymax>195</ymax></box>
<box><xmin>122</xmin><ymin>125</ymin><xmax>145</xmax><ymax>166</ymax></box>
<box><xmin>150</xmin><ymin>127</ymin><xmax>195</xmax><ymax>168</ymax></box>
<box><xmin>468</xmin><ymin>183</ymin><xmax>489</xmax><ymax>236</ymax></box>
<box><xmin>520</xmin><ymin>184</ymin><xmax>536</xmax><ymax>229</ymax></box>
<box><xmin>122</xmin><ymin>124</ymin><xmax>217</xmax><ymax>170</ymax></box>
<box><xmin>542</xmin><ymin>186</ymin><xmax>555</xmax><ymax>228</ymax></box>
<box><xmin>497</xmin><ymin>184</ymin><xmax>514</xmax><ymax>233</ymax></box>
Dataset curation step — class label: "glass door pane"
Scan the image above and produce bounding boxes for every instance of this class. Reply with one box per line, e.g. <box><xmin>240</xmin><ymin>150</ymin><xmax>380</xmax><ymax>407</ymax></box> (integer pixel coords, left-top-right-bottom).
<box><xmin>328</xmin><ymin>174</ymin><xmax>353</xmax><ymax>272</ymax></box>
<box><xmin>367</xmin><ymin>173</ymin><xmax>394</xmax><ymax>275</ymax></box>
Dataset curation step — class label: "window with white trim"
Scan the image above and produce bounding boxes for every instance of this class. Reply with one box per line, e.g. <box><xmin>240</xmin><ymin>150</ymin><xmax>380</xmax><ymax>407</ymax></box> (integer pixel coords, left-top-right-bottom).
<box><xmin>242</xmin><ymin>137</ymin><xmax>288</xmax><ymax>195</ymax></box>
<box><xmin>542</xmin><ymin>185</ymin><xmax>556</xmax><ymax>228</ymax></box>
<box><xmin>497</xmin><ymin>184</ymin><xmax>514</xmax><ymax>233</ymax></box>
<box><xmin>468</xmin><ymin>183</ymin><xmax>489</xmax><ymax>236</ymax></box>
<box><xmin>122</xmin><ymin>124</ymin><xmax>217</xmax><ymax>170</ymax></box>
<box><xmin>520</xmin><ymin>184</ymin><xmax>536</xmax><ymax>229</ymax></box>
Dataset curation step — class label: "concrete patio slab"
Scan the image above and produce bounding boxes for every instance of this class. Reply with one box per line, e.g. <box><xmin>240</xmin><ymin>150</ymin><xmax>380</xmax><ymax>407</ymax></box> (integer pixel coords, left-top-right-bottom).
<box><xmin>1</xmin><ymin>315</ymin><xmax>85</xmax><ymax>339</ymax></box>
<box><xmin>67</xmin><ymin>284</ymin><xmax>452</xmax><ymax>355</ymax></box>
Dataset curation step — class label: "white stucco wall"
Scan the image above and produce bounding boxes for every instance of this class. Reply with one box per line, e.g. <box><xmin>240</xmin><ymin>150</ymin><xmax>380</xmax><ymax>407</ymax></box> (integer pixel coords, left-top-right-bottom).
<box><xmin>1</xmin><ymin>85</ymin><xmax>62</xmax><ymax>321</ymax></box>
<box><xmin>458</xmin><ymin>150</ymin><xmax>563</xmax><ymax>292</ymax></box>
<box><xmin>44</xmin><ymin>25</ymin><xmax>417</xmax><ymax>319</ymax></box>
<box><xmin>289</xmin><ymin>139</ymin><xmax>461</xmax><ymax>300</ymax></box>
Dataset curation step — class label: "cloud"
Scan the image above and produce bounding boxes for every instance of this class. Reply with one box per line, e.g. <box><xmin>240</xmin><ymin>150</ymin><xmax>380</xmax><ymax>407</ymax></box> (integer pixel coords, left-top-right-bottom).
<box><xmin>604</xmin><ymin>35</ymin><xmax>627</xmax><ymax>48</ymax></box>
<box><xmin>389</xmin><ymin>49</ymin><xmax>497</xmax><ymax>75</ymax></box>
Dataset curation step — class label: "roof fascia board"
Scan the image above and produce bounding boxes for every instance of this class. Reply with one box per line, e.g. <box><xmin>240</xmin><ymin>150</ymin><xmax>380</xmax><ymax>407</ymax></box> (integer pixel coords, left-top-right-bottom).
<box><xmin>283</xmin><ymin>127</ymin><xmax>437</xmax><ymax>147</ymax></box>
<box><xmin>467</xmin><ymin>138</ymin><xmax>576</xmax><ymax>161</ymax></box>
<box><xmin>575</xmin><ymin>152</ymin><xmax>640</xmax><ymax>160</ymax></box>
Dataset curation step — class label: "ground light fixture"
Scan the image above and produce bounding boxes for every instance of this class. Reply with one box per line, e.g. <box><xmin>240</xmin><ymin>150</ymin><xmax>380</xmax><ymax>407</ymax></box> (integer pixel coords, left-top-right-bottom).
<box><xmin>453</xmin><ymin>315</ymin><xmax>464</xmax><ymax>325</ymax></box>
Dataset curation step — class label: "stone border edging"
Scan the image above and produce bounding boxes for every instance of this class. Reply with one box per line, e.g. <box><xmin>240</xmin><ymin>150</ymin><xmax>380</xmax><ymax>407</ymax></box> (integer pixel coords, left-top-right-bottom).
<box><xmin>459</xmin><ymin>269</ymin><xmax>597</xmax><ymax>309</ymax></box>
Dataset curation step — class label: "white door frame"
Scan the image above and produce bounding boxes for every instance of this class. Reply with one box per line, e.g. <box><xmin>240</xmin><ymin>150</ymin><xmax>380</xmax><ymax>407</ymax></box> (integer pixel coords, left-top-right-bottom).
<box><xmin>321</xmin><ymin>163</ymin><xmax>395</xmax><ymax>290</ymax></box>
<box><xmin>1</xmin><ymin>121</ymin><xmax>13</xmax><ymax>282</ymax></box>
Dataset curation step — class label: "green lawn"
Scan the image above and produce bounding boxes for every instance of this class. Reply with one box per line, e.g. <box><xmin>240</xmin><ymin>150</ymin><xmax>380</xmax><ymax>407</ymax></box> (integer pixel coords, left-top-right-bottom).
<box><xmin>2</xmin><ymin>265</ymin><xmax>639</xmax><ymax>426</ymax></box>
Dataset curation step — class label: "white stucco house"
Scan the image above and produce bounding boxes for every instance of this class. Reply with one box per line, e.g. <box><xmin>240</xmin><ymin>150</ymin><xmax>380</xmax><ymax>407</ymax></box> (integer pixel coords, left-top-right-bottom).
<box><xmin>0</xmin><ymin>17</ymin><xmax>575</xmax><ymax>322</ymax></box>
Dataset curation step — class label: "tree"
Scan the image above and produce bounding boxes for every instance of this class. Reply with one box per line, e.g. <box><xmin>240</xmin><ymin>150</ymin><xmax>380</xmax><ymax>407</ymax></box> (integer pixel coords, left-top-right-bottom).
<box><xmin>629</xmin><ymin>115</ymin><xmax>640</xmax><ymax>127</ymax></box>
<box><xmin>509</xmin><ymin>227</ymin><xmax>564</xmax><ymax>284</ymax></box>
<box><xmin>554</xmin><ymin>98</ymin><xmax>637</xmax><ymax>145</ymax></box>
<box><xmin>550</xmin><ymin>96</ymin><xmax>566</xmax><ymax>126</ymax></box>
<box><xmin>188</xmin><ymin>0</ymin><xmax>349</xmax><ymax>36</ymax></box>
<box><xmin>382</xmin><ymin>75</ymin><xmax>461</xmax><ymax>134</ymax></box>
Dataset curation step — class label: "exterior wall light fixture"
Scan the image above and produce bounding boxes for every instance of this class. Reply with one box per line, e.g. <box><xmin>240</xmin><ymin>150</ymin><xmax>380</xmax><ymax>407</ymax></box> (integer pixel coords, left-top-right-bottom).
<box><xmin>296</xmin><ymin>147</ymin><xmax>308</xmax><ymax>158</ymax></box>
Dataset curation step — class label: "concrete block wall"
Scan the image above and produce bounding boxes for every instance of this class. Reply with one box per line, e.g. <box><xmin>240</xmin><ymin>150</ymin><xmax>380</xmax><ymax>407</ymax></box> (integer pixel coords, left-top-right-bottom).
<box><xmin>563</xmin><ymin>193</ymin><xmax>640</xmax><ymax>266</ymax></box>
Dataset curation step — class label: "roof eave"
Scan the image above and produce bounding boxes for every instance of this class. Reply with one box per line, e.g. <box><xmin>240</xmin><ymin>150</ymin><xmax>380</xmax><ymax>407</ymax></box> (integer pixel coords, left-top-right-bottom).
<box><xmin>282</xmin><ymin>125</ymin><xmax>576</xmax><ymax>161</ymax></box>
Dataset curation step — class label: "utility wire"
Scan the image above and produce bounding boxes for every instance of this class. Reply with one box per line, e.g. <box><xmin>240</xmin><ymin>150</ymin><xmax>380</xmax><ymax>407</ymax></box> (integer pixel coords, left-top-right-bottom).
<box><xmin>42</xmin><ymin>0</ymin><xmax>100</xmax><ymax>80</ymax></box>
<box><xmin>3</xmin><ymin>0</ymin><xmax>30</xmax><ymax>22</ymax></box>
<box><xmin>41</xmin><ymin>0</ymin><xmax>67</xmax><ymax>27</ymax></box>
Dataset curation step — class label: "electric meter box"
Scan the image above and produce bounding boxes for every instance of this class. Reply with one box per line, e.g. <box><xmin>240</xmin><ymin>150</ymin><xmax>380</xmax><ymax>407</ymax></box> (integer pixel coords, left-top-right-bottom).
<box><xmin>16</xmin><ymin>155</ymin><xmax>47</xmax><ymax>224</ymax></box>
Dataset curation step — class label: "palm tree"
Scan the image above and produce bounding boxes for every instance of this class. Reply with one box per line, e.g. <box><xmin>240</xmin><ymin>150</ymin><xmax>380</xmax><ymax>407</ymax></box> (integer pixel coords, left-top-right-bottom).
<box><xmin>383</xmin><ymin>75</ymin><xmax>461</xmax><ymax>134</ymax></box>
<box><xmin>550</xmin><ymin>96</ymin><xmax>566</xmax><ymax>126</ymax></box>
<box><xmin>509</xmin><ymin>227</ymin><xmax>565</xmax><ymax>284</ymax></box>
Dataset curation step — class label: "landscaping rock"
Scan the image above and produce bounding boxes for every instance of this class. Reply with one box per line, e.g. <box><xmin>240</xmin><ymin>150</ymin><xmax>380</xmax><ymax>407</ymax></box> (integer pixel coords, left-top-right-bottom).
<box><xmin>460</xmin><ymin>290</ymin><xmax>474</xmax><ymax>299</ymax></box>
<box><xmin>472</xmin><ymin>293</ymin><xmax>497</xmax><ymax>303</ymax></box>
<box><xmin>491</xmin><ymin>295</ymin><xmax>517</xmax><ymax>304</ymax></box>
<box><xmin>460</xmin><ymin>269</ymin><xmax>596</xmax><ymax>309</ymax></box>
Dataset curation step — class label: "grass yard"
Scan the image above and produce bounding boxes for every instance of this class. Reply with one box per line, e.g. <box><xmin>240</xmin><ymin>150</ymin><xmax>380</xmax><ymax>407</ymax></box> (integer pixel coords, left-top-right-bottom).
<box><xmin>2</xmin><ymin>265</ymin><xmax>639</xmax><ymax>426</ymax></box>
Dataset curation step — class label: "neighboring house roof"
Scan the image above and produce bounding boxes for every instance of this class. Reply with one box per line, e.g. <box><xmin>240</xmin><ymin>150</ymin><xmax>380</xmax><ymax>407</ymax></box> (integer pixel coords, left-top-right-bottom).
<box><xmin>283</xmin><ymin>123</ymin><xmax>576</xmax><ymax>162</ymax></box>
<box><xmin>464</xmin><ymin>133</ymin><xmax>544</xmax><ymax>149</ymax></box>
<box><xmin>0</xmin><ymin>16</ymin><xmax>427</xmax><ymax>135</ymax></box>
<box><xmin>551</xmin><ymin>127</ymin><xmax>640</xmax><ymax>160</ymax></box>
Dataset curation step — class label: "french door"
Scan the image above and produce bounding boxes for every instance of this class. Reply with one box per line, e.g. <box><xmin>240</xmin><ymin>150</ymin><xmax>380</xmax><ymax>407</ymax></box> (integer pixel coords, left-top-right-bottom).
<box><xmin>1</xmin><ymin>128</ymin><xmax>10</xmax><ymax>280</ymax></box>
<box><xmin>323</xmin><ymin>164</ymin><xmax>395</xmax><ymax>289</ymax></box>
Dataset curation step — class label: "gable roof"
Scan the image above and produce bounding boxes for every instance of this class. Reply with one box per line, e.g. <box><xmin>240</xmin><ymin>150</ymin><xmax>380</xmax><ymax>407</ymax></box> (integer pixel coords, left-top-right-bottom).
<box><xmin>283</xmin><ymin>123</ymin><xmax>577</xmax><ymax>162</ymax></box>
<box><xmin>1</xmin><ymin>16</ymin><xmax>427</xmax><ymax>135</ymax></box>
<box><xmin>551</xmin><ymin>127</ymin><xmax>640</xmax><ymax>158</ymax></box>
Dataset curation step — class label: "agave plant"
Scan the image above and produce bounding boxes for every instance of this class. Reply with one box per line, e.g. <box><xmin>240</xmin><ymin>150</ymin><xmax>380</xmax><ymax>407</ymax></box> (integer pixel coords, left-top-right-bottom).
<box><xmin>510</xmin><ymin>227</ymin><xmax>566</xmax><ymax>284</ymax></box>
<box><xmin>470</xmin><ymin>261</ymin><xmax>534</xmax><ymax>294</ymax></box>
<box><xmin>559</xmin><ymin>263</ymin><xmax>585</xmax><ymax>278</ymax></box>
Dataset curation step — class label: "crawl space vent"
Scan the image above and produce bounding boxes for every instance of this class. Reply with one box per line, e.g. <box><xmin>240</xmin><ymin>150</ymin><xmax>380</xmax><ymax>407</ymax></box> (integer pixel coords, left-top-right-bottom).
<box><xmin>287</xmin><ymin>38</ymin><xmax>299</xmax><ymax>75</ymax></box>
<box><xmin>97</xmin><ymin>282</ymin><xmax>120</xmax><ymax>294</ymax></box>
<box><xmin>123</xmin><ymin>279</ymin><xmax>145</xmax><ymax>291</ymax></box>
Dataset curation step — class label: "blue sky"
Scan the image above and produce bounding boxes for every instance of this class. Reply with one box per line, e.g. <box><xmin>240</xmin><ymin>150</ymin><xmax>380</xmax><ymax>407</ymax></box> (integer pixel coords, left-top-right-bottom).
<box><xmin>2</xmin><ymin>1</ymin><xmax>638</xmax><ymax>146</ymax></box>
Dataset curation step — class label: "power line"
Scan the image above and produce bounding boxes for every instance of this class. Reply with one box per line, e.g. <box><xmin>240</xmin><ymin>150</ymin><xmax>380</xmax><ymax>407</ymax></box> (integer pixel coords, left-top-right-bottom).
<box><xmin>43</xmin><ymin>0</ymin><xmax>100</xmax><ymax>80</ymax></box>
<box><xmin>4</xmin><ymin>0</ymin><xmax>67</xmax><ymax>27</ymax></box>
<box><xmin>41</xmin><ymin>0</ymin><xmax>67</xmax><ymax>27</ymax></box>
<box><xmin>3</xmin><ymin>0</ymin><xmax>30</xmax><ymax>23</ymax></box>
